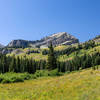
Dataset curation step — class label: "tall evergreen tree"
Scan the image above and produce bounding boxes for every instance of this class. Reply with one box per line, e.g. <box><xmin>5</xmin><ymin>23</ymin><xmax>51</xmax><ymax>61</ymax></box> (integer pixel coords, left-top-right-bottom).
<box><xmin>9</xmin><ymin>56</ymin><xmax>16</xmax><ymax>72</ymax></box>
<box><xmin>16</xmin><ymin>56</ymin><xmax>20</xmax><ymax>72</ymax></box>
<box><xmin>47</xmin><ymin>42</ymin><xmax>57</xmax><ymax>70</ymax></box>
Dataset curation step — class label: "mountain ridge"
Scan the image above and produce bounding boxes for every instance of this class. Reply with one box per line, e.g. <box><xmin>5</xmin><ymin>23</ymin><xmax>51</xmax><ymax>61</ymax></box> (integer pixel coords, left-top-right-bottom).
<box><xmin>0</xmin><ymin>43</ymin><xmax>4</xmax><ymax>48</ymax></box>
<box><xmin>7</xmin><ymin>32</ymin><xmax>79</xmax><ymax>48</ymax></box>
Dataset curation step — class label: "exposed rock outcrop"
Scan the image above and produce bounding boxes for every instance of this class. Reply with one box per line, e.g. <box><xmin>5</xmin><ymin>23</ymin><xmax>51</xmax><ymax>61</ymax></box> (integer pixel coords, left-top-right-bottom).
<box><xmin>7</xmin><ymin>32</ymin><xmax>79</xmax><ymax>48</ymax></box>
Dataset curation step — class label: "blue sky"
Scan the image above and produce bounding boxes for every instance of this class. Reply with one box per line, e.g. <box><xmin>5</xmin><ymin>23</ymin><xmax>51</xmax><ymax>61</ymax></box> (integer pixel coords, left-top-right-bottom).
<box><xmin>0</xmin><ymin>0</ymin><xmax>100</xmax><ymax>45</ymax></box>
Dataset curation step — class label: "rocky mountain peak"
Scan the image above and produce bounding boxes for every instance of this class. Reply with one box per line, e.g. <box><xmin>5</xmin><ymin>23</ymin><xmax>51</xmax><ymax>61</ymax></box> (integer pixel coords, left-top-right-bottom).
<box><xmin>50</xmin><ymin>32</ymin><xmax>67</xmax><ymax>38</ymax></box>
<box><xmin>39</xmin><ymin>32</ymin><xmax>79</xmax><ymax>47</ymax></box>
<box><xmin>7</xmin><ymin>32</ymin><xmax>79</xmax><ymax>48</ymax></box>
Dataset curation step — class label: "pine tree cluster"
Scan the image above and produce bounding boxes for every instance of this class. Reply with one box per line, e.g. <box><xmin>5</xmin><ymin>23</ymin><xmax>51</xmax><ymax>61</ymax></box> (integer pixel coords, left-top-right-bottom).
<box><xmin>57</xmin><ymin>51</ymin><xmax>100</xmax><ymax>72</ymax></box>
<box><xmin>0</xmin><ymin>54</ymin><xmax>46</xmax><ymax>74</ymax></box>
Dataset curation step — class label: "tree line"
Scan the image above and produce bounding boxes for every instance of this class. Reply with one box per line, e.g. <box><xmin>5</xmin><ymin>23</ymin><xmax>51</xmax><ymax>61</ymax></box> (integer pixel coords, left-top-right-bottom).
<box><xmin>57</xmin><ymin>51</ymin><xmax>100</xmax><ymax>72</ymax></box>
<box><xmin>0</xmin><ymin>41</ymin><xmax>100</xmax><ymax>74</ymax></box>
<box><xmin>0</xmin><ymin>54</ymin><xmax>46</xmax><ymax>74</ymax></box>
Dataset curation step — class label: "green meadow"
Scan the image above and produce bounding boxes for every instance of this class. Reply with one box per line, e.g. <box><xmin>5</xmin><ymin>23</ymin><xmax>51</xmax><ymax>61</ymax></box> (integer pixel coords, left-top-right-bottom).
<box><xmin>0</xmin><ymin>67</ymin><xmax>100</xmax><ymax>100</ymax></box>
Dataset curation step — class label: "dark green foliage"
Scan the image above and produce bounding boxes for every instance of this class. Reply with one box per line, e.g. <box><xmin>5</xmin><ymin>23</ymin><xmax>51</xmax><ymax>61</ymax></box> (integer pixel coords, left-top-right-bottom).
<box><xmin>1</xmin><ymin>79</ymin><xmax>11</xmax><ymax>84</ymax></box>
<box><xmin>15</xmin><ymin>56</ymin><xmax>20</xmax><ymax>72</ymax></box>
<box><xmin>48</xmin><ymin>69</ymin><xmax>63</xmax><ymax>76</ymax></box>
<box><xmin>0</xmin><ymin>50</ymin><xmax>100</xmax><ymax>75</ymax></box>
<box><xmin>26</xmin><ymin>50</ymin><xmax>40</xmax><ymax>54</ymax></box>
<box><xmin>33</xmin><ymin>70</ymin><xmax>49</xmax><ymax>77</ymax></box>
<box><xmin>34</xmin><ymin>69</ymin><xmax>63</xmax><ymax>78</ymax></box>
<box><xmin>57</xmin><ymin>51</ymin><xmax>100</xmax><ymax>72</ymax></box>
<box><xmin>42</xmin><ymin>49</ymin><xmax>49</xmax><ymax>55</ymax></box>
<box><xmin>10</xmin><ymin>77</ymin><xmax>24</xmax><ymax>83</ymax></box>
<box><xmin>0</xmin><ymin>54</ymin><xmax>46</xmax><ymax>74</ymax></box>
<box><xmin>47</xmin><ymin>42</ymin><xmax>57</xmax><ymax>70</ymax></box>
<box><xmin>9</xmin><ymin>56</ymin><xmax>16</xmax><ymax>72</ymax></box>
<box><xmin>0</xmin><ymin>77</ymin><xmax>4</xmax><ymax>82</ymax></box>
<box><xmin>0</xmin><ymin>73</ymin><xmax>34</xmax><ymax>84</ymax></box>
<box><xmin>78</xmin><ymin>44</ymin><xmax>83</xmax><ymax>49</ymax></box>
<box><xmin>83</xmin><ymin>40</ymin><xmax>95</xmax><ymax>49</ymax></box>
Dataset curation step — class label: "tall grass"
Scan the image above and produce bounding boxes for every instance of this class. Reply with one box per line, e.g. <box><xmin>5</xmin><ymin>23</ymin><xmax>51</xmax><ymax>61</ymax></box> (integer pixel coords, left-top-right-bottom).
<box><xmin>0</xmin><ymin>67</ymin><xmax>100</xmax><ymax>100</ymax></box>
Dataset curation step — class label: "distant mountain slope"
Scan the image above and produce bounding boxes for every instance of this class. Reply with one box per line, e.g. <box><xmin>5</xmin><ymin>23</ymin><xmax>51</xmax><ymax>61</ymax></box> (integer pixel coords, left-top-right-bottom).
<box><xmin>93</xmin><ymin>35</ymin><xmax>100</xmax><ymax>43</ymax></box>
<box><xmin>7</xmin><ymin>39</ymin><xmax>35</xmax><ymax>48</ymax></box>
<box><xmin>34</xmin><ymin>32</ymin><xmax>79</xmax><ymax>48</ymax></box>
<box><xmin>7</xmin><ymin>32</ymin><xmax>79</xmax><ymax>48</ymax></box>
<box><xmin>0</xmin><ymin>43</ymin><xmax>4</xmax><ymax>48</ymax></box>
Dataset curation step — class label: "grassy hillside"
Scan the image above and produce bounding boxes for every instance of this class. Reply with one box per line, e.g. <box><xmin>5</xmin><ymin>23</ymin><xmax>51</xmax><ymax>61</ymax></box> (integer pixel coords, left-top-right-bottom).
<box><xmin>7</xmin><ymin>44</ymin><xmax>100</xmax><ymax>62</ymax></box>
<box><xmin>59</xmin><ymin>45</ymin><xmax>100</xmax><ymax>61</ymax></box>
<box><xmin>0</xmin><ymin>66</ymin><xmax>100</xmax><ymax>100</ymax></box>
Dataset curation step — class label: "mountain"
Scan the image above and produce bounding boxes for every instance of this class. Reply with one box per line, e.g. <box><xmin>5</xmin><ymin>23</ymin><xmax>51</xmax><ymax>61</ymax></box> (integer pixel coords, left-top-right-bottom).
<box><xmin>0</xmin><ymin>43</ymin><xmax>4</xmax><ymax>48</ymax></box>
<box><xmin>7</xmin><ymin>32</ymin><xmax>79</xmax><ymax>48</ymax></box>
<box><xmin>93</xmin><ymin>35</ymin><xmax>100</xmax><ymax>43</ymax></box>
<box><xmin>7</xmin><ymin>39</ymin><xmax>35</xmax><ymax>48</ymax></box>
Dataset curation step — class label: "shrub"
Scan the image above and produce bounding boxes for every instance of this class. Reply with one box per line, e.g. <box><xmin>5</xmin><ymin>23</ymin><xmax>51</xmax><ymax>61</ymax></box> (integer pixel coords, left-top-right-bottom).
<box><xmin>34</xmin><ymin>69</ymin><xmax>63</xmax><ymax>78</ymax></box>
<box><xmin>0</xmin><ymin>76</ymin><xmax>4</xmax><ymax>82</ymax></box>
<box><xmin>0</xmin><ymin>72</ymin><xmax>35</xmax><ymax>84</ymax></box>
<box><xmin>34</xmin><ymin>70</ymin><xmax>49</xmax><ymax>77</ymax></box>
<box><xmin>11</xmin><ymin>77</ymin><xmax>24</xmax><ymax>83</ymax></box>
<box><xmin>20</xmin><ymin>73</ymin><xmax>32</xmax><ymax>80</ymax></box>
<box><xmin>1</xmin><ymin>78</ymin><xmax>11</xmax><ymax>84</ymax></box>
<box><xmin>49</xmin><ymin>69</ymin><xmax>63</xmax><ymax>76</ymax></box>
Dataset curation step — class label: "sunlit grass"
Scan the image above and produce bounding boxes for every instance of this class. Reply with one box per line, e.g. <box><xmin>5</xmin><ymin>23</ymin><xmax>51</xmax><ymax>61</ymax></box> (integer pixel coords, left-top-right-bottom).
<box><xmin>0</xmin><ymin>66</ymin><xmax>100</xmax><ymax>100</ymax></box>
<box><xmin>54</xmin><ymin>45</ymin><xmax>68</xmax><ymax>51</ymax></box>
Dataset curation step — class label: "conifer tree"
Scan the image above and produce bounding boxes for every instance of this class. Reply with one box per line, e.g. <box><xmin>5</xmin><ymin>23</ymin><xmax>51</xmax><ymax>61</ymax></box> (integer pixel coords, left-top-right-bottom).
<box><xmin>47</xmin><ymin>42</ymin><xmax>57</xmax><ymax>70</ymax></box>
<box><xmin>9</xmin><ymin>56</ymin><xmax>16</xmax><ymax>72</ymax></box>
<box><xmin>20</xmin><ymin>57</ymin><xmax>25</xmax><ymax>73</ymax></box>
<box><xmin>16</xmin><ymin>56</ymin><xmax>20</xmax><ymax>72</ymax></box>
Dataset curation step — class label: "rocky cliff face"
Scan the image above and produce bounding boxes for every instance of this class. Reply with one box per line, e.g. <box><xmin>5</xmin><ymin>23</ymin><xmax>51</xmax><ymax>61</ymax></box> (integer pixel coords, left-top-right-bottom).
<box><xmin>7</xmin><ymin>32</ymin><xmax>79</xmax><ymax>48</ymax></box>
<box><xmin>7</xmin><ymin>40</ymin><xmax>29</xmax><ymax>48</ymax></box>
<box><xmin>34</xmin><ymin>32</ymin><xmax>79</xmax><ymax>48</ymax></box>
<box><xmin>7</xmin><ymin>40</ymin><xmax>36</xmax><ymax>48</ymax></box>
